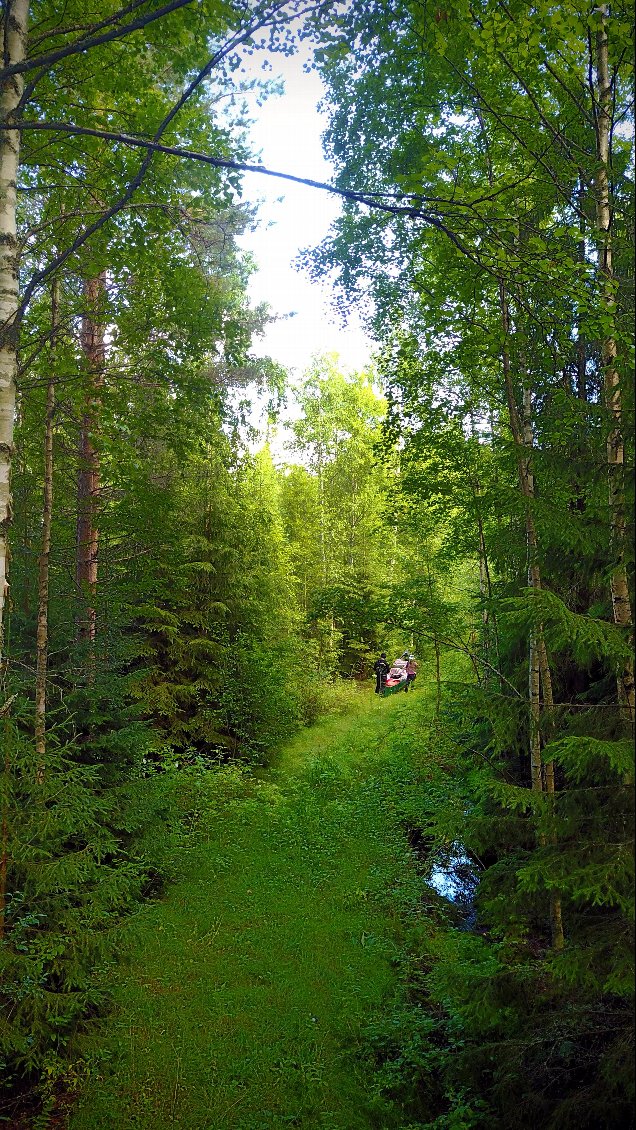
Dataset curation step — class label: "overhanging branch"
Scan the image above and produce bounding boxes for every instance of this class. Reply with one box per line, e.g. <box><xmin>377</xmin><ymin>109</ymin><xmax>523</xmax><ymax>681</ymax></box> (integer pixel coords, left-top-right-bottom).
<box><xmin>6</xmin><ymin>120</ymin><xmax>424</xmax><ymax>218</ymax></box>
<box><xmin>11</xmin><ymin>1</ymin><xmax>333</xmax><ymax>314</ymax></box>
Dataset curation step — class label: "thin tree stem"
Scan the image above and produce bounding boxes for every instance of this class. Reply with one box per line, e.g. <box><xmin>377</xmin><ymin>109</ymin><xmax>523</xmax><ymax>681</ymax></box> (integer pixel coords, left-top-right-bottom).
<box><xmin>594</xmin><ymin>4</ymin><xmax>635</xmax><ymax>732</ymax></box>
<box><xmin>34</xmin><ymin>276</ymin><xmax>59</xmax><ymax>770</ymax></box>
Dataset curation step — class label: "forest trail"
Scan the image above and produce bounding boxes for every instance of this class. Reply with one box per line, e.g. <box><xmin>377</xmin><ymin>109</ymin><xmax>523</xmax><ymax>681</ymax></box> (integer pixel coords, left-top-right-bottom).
<box><xmin>69</xmin><ymin>685</ymin><xmax>430</xmax><ymax>1130</ymax></box>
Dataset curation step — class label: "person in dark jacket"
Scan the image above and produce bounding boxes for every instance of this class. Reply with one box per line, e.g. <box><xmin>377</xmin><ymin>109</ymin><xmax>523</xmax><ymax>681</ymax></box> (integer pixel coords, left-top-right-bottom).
<box><xmin>373</xmin><ymin>653</ymin><xmax>390</xmax><ymax>693</ymax></box>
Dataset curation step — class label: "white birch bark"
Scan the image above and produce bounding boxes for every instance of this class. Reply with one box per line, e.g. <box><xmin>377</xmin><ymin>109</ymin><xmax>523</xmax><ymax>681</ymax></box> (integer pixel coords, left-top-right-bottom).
<box><xmin>0</xmin><ymin>0</ymin><xmax>29</xmax><ymax>660</ymax></box>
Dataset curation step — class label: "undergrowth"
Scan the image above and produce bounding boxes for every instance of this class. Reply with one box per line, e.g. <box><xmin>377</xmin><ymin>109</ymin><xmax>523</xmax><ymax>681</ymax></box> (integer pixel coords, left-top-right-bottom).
<box><xmin>66</xmin><ymin>683</ymin><xmax>467</xmax><ymax>1129</ymax></box>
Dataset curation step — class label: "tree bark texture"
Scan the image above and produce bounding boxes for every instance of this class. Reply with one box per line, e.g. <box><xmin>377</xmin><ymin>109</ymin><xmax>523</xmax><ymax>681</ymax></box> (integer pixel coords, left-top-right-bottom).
<box><xmin>0</xmin><ymin>718</ymin><xmax>9</xmax><ymax>939</ymax></box>
<box><xmin>528</xmin><ymin>631</ymin><xmax>543</xmax><ymax>792</ymax></box>
<box><xmin>0</xmin><ymin>0</ymin><xmax>28</xmax><ymax>660</ymax></box>
<box><xmin>499</xmin><ymin>282</ymin><xmax>557</xmax><ymax>777</ymax></box>
<box><xmin>576</xmin><ymin>181</ymin><xmax>587</xmax><ymax>402</ymax></box>
<box><xmin>34</xmin><ymin>278</ymin><xmax>58</xmax><ymax>766</ymax></box>
<box><xmin>469</xmin><ymin>415</ymin><xmax>501</xmax><ymax>683</ymax></box>
<box><xmin>500</xmin><ymin>292</ymin><xmax>565</xmax><ymax>943</ymax></box>
<box><xmin>502</xmin><ymin>297</ymin><xmax>557</xmax><ymax>885</ymax></box>
<box><xmin>594</xmin><ymin>5</ymin><xmax>635</xmax><ymax>729</ymax></box>
<box><xmin>477</xmin><ymin>518</ymin><xmax>502</xmax><ymax>683</ymax></box>
<box><xmin>76</xmin><ymin>273</ymin><xmax>106</xmax><ymax>645</ymax></box>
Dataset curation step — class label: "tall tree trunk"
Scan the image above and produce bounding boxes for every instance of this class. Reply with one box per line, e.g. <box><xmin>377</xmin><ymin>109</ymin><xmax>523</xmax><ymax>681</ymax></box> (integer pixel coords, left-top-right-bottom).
<box><xmin>0</xmin><ymin>0</ymin><xmax>28</xmax><ymax>938</ymax></box>
<box><xmin>501</xmin><ymin>302</ymin><xmax>564</xmax><ymax>946</ymax></box>
<box><xmin>76</xmin><ymin>273</ymin><xmax>106</xmax><ymax>646</ymax></box>
<box><xmin>535</xmin><ymin>631</ymin><xmax>564</xmax><ymax>949</ymax></box>
<box><xmin>576</xmin><ymin>180</ymin><xmax>587</xmax><ymax>402</ymax></box>
<box><xmin>523</xmin><ymin>373</ymin><xmax>564</xmax><ymax>946</ymax></box>
<box><xmin>528</xmin><ymin>631</ymin><xmax>543</xmax><ymax>792</ymax></box>
<box><xmin>317</xmin><ymin>452</ymin><xmax>327</xmax><ymax>586</ymax></box>
<box><xmin>348</xmin><ymin>475</ymin><xmax>356</xmax><ymax>569</ymax></box>
<box><xmin>594</xmin><ymin>6</ymin><xmax>635</xmax><ymax>730</ymax></box>
<box><xmin>0</xmin><ymin>0</ymin><xmax>29</xmax><ymax>661</ymax></box>
<box><xmin>0</xmin><ymin>714</ymin><xmax>10</xmax><ymax>939</ymax></box>
<box><xmin>521</xmin><ymin>382</ymin><xmax>547</xmax><ymax>785</ymax></box>
<box><xmin>537</xmin><ymin>635</ymin><xmax>555</xmax><ymax>793</ymax></box>
<box><xmin>476</xmin><ymin>514</ymin><xmax>503</xmax><ymax>683</ymax></box>
<box><xmin>499</xmin><ymin>284</ymin><xmax>554</xmax><ymax>729</ymax></box>
<box><xmin>34</xmin><ymin>279</ymin><xmax>59</xmax><ymax>769</ymax></box>
<box><xmin>469</xmin><ymin>422</ymin><xmax>501</xmax><ymax>684</ymax></box>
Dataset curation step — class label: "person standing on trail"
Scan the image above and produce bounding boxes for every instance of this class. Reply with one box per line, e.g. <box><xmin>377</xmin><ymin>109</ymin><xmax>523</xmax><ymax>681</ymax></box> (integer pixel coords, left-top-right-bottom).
<box><xmin>373</xmin><ymin>653</ymin><xmax>390</xmax><ymax>693</ymax></box>
<box><xmin>405</xmin><ymin>654</ymin><xmax>418</xmax><ymax>691</ymax></box>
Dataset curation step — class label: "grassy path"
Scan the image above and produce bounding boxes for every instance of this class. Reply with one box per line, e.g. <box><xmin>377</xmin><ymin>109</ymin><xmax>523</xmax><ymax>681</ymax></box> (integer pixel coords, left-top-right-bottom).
<box><xmin>70</xmin><ymin>686</ymin><xmax>431</xmax><ymax>1129</ymax></box>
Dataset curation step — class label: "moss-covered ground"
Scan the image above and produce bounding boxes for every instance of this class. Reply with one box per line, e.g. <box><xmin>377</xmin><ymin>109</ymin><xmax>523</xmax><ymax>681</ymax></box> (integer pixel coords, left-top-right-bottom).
<box><xmin>69</xmin><ymin>683</ymin><xmax>440</xmax><ymax>1129</ymax></box>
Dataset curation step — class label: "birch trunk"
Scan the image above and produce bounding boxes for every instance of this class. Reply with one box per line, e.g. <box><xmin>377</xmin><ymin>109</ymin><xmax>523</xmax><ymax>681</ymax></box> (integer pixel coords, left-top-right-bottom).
<box><xmin>594</xmin><ymin>5</ymin><xmax>635</xmax><ymax>730</ymax></box>
<box><xmin>76</xmin><ymin>273</ymin><xmax>106</xmax><ymax>645</ymax></box>
<box><xmin>0</xmin><ymin>0</ymin><xmax>29</xmax><ymax>661</ymax></box>
<box><xmin>34</xmin><ymin>279</ymin><xmax>59</xmax><ymax>767</ymax></box>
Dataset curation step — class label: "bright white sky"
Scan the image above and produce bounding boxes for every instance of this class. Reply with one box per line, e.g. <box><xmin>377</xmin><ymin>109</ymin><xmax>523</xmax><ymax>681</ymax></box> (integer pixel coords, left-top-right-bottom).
<box><xmin>235</xmin><ymin>49</ymin><xmax>373</xmax><ymax>380</ymax></box>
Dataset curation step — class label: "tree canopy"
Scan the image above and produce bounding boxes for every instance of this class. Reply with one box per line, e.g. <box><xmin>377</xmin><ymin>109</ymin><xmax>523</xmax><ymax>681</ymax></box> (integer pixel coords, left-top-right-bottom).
<box><xmin>0</xmin><ymin>0</ymin><xmax>633</xmax><ymax>1125</ymax></box>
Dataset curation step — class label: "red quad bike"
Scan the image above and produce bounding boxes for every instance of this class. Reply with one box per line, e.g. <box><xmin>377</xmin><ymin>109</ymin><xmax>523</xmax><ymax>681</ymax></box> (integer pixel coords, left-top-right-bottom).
<box><xmin>382</xmin><ymin>672</ymin><xmax>408</xmax><ymax>696</ymax></box>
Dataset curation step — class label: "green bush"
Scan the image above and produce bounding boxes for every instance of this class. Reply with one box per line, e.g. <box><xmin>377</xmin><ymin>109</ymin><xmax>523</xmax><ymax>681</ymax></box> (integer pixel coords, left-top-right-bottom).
<box><xmin>0</xmin><ymin>693</ymin><xmax>189</xmax><ymax>1115</ymax></box>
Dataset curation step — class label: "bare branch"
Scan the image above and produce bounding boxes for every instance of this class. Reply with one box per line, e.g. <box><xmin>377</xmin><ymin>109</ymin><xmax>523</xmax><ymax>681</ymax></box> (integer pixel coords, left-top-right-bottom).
<box><xmin>9</xmin><ymin>118</ymin><xmax>429</xmax><ymax>215</ymax></box>
<box><xmin>10</xmin><ymin>3</ymin><xmax>322</xmax><ymax>313</ymax></box>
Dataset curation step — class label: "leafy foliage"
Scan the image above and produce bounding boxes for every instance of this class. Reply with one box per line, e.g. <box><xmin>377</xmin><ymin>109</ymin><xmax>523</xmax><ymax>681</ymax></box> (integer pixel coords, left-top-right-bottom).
<box><xmin>1</xmin><ymin>0</ymin><xmax>634</xmax><ymax>1124</ymax></box>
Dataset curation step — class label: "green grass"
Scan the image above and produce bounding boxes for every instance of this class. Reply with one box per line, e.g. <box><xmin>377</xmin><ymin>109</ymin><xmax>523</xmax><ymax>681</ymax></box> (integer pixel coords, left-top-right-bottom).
<box><xmin>69</xmin><ymin>684</ymin><xmax>436</xmax><ymax>1130</ymax></box>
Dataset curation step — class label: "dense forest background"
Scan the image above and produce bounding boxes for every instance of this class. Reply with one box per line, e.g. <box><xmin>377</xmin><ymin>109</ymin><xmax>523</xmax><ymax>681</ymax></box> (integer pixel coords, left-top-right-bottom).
<box><xmin>0</xmin><ymin>0</ymin><xmax>633</xmax><ymax>1126</ymax></box>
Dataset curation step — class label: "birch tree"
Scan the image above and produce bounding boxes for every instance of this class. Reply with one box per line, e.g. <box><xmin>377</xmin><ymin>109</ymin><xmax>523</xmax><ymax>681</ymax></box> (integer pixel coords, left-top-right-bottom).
<box><xmin>0</xmin><ymin>0</ymin><xmax>28</xmax><ymax>658</ymax></box>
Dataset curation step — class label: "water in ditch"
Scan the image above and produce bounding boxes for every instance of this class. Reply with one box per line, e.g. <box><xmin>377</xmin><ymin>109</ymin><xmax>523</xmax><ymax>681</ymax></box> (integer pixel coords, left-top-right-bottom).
<box><xmin>425</xmin><ymin>841</ymin><xmax>481</xmax><ymax>930</ymax></box>
<box><xmin>406</xmin><ymin>826</ymin><xmax>481</xmax><ymax>930</ymax></box>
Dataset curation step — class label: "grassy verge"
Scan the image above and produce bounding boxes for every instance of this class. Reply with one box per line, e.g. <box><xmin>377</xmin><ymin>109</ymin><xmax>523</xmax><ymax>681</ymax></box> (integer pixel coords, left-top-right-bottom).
<box><xmin>68</xmin><ymin>683</ymin><xmax>446</xmax><ymax>1130</ymax></box>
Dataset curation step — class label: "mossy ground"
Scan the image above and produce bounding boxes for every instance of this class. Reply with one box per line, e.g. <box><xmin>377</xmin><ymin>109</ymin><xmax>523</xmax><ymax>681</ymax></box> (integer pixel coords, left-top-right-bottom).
<box><xmin>69</xmin><ymin>683</ymin><xmax>438</xmax><ymax>1129</ymax></box>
